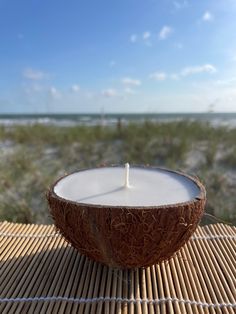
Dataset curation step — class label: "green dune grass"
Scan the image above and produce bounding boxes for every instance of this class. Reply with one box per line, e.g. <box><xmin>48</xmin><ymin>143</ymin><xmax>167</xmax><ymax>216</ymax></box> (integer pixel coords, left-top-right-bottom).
<box><xmin>0</xmin><ymin>120</ymin><xmax>235</xmax><ymax>225</ymax></box>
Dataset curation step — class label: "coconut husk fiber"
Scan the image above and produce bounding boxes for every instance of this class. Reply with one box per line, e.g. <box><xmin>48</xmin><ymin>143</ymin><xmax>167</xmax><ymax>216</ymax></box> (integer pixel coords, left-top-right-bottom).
<box><xmin>47</xmin><ymin>167</ymin><xmax>206</xmax><ymax>269</ymax></box>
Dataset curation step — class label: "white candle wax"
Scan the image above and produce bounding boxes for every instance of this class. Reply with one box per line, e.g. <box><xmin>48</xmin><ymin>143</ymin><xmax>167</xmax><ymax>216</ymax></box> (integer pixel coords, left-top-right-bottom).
<box><xmin>54</xmin><ymin>166</ymin><xmax>201</xmax><ymax>207</ymax></box>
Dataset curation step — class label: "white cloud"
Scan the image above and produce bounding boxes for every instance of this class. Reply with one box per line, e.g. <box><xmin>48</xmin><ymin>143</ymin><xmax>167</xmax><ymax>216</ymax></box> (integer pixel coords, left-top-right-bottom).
<box><xmin>24</xmin><ymin>83</ymin><xmax>43</xmax><ymax>94</ymax></box>
<box><xmin>214</xmin><ymin>77</ymin><xmax>236</xmax><ymax>86</ymax></box>
<box><xmin>202</xmin><ymin>11</ymin><xmax>214</xmax><ymax>22</ymax></box>
<box><xmin>159</xmin><ymin>26</ymin><xmax>173</xmax><ymax>40</ymax></box>
<box><xmin>23</xmin><ymin>68</ymin><xmax>47</xmax><ymax>80</ymax></box>
<box><xmin>149</xmin><ymin>72</ymin><xmax>167</xmax><ymax>81</ymax></box>
<box><xmin>32</xmin><ymin>84</ymin><xmax>43</xmax><ymax>92</ymax></box>
<box><xmin>130</xmin><ymin>32</ymin><xmax>152</xmax><ymax>46</ymax></box>
<box><xmin>71</xmin><ymin>84</ymin><xmax>80</xmax><ymax>92</ymax></box>
<box><xmin>149</xmin><ymin>65</ymin><xmax>216</xmax><ymax>82</ymax></box>
<box><xmin>181</xmin><ymin>64</ymin><xmax>217</xmax><ymax>76</ymax></box>
<box><xmin>130</xmin><ymin>34</ymin><xmax>137</xmax><ymax>43</ymax></box>
<box><xmin>173</xmin><ymin>0</ymin><xmax>188</xmax><ymax>10</ymax></box>
<box><xmin>124</xmin><ymin>87</ymin><xmax>135</xmax><ymax>95</ymax></box>
<box><xmin>101</xmin><ymin>88</ymin><xmax>117</xmax><ymax>98</ymax></box>
<box><xmin>122</xmin><ymin>77</ymin><xmax>141</xmax><ymax>86</ymax></box>
<box><xmin>49</xmin><ymin>86</ymin><xmax>61</xmax><ymax>99</ymax></box>
<box><xmin>170</xmin><ymin>73</ymin><xmax>180</xmax><ymax>80</ymax></box>
<box><xmin>143</xmin><ymin>31</ymin><xmax>151</xmax><ymax>40</ymax></box>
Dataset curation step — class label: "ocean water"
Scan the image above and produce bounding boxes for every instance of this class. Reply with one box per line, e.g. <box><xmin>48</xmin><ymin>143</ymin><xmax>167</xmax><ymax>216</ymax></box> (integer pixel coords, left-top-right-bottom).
<box><xmin>1</xmin><ymin>112</ymin><xmax>236</xmax><ymax>128</ymax></box>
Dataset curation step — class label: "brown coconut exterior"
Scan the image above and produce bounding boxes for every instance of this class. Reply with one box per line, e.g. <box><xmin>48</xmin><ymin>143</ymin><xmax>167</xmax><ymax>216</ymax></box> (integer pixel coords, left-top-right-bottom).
<box><xmin>47</xmin><ymin>166</ymin><xmax>206</xmax><ymax>269</ymax></box>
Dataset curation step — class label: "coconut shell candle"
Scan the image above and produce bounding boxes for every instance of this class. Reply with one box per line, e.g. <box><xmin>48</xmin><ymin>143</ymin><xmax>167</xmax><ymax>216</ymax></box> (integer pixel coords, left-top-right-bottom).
<box><xmin>47</xmin><ymin>164</ymin><xmax>206</xmax><ymax>268</ymax></box>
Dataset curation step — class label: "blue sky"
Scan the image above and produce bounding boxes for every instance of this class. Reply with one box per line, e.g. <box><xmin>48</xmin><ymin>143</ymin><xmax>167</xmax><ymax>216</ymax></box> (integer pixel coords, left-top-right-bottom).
<box><xmin>0</xmin><ymin>0</ymin><xmax>236</xmax><ymax>113</ymax></box>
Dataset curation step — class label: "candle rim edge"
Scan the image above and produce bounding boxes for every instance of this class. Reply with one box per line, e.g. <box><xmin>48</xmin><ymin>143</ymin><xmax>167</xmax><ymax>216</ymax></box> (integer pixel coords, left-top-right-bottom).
<box><xmin>48</xmin><ymin>165</ymin><xmax>206</xmax><ymax>209</ymax></box>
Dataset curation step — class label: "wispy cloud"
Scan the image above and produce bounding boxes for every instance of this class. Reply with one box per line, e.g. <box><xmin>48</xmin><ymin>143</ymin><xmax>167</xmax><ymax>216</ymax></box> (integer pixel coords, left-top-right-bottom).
<box><xmin>170</xmin><ymin>73</ymin><xmax>180</xmax><ymax>80</ymax></box>
<box><xmin>101</xmin><ymin>88</ymin><xmax>117</xmax><ymax>97</ymax></box>
<box><xmin>149</xmin><ymin>64</ymin><xmax>216</xmax><ymax>82</ymax></box>
<box><xmin>149</xmin><ymin>72</ymin><xmax>167</xmax><ymax>81</ymax></box>
<box><xmin>130</xmin><ymin>34</ymin><xmax>137</xmax><ymax>43</ymax></box>
<box><xmin>181</xmin><ymin>64</ymin><xmax>217</xmax><ymax>76</ymax></box>
<box><xmin>24</xmin><ymin>83</ymin><xmax>44</xmax><ymax>94</ymax></box>
<box><xmin>159</xmin><ymin>26</ymin><xmax>173</xmax><ymax>40</ymax></box>
<box><xmin>122</xmin><ymin>77</ymin><xmax>141</xmax><ymax>86</ymax></box>
<box><xmin>202</xmin><ymin>11</ymin><xmax>214</xmax><ymax>22</ymax></box>
<box><xmin>143</xmin><ymin>31</ymin><xmax>152</xmax><ymax>46</ymax></box>
<box><xmin>130</xmin><ymin>32</ymin><xmax>152</xmax><ymax>46</ymax></box>
<box><xmin>173</xmin><ymin>0</ymin><xmax>188</xmax><ymax>10</ymax></box>
<box><xmin>71</xmin><ymin>84</ymin><xmax>80</xmax><ymax>92</ymax></box>
<box><xmin>214</xmin><ymin>77</ymin><xmax>236</xmax><ymax>86</ymax></box>
<box><xmin>143</xmin><ymin>31</ymin><xmax>151</xmax><ymax>40</ymax></box>
<box><xmin>49</xmin><ymin>86</ymin><xmax>61</xmax><ymax>99</ymax></box>
<box><xmin>124</xmin><ymin>87</ymin><xmax>136</xmax><ymax>95</ymax></box>
<box><xmin>23</xmin><ymin>68</ymin><xmax>48</xmax><ymax>80</ymax></box>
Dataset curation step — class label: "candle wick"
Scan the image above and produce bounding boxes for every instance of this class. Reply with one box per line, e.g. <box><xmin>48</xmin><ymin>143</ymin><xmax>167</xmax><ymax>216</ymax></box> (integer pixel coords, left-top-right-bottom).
<box><xmin>124</xmin><ymin>163</ymin><xmax>130</xmax><ymax>188</ymax></box>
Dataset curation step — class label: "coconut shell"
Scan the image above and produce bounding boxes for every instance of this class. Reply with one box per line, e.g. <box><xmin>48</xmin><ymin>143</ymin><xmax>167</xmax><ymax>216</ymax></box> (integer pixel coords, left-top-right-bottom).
<box><xmin>47</xmin><ymin>167</ymin><xmax>206</xmax><ymax>269</ymax></box>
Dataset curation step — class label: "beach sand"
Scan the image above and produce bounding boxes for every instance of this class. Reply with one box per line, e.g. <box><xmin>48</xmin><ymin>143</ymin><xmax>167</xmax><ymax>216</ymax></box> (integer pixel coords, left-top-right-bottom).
<box><xmin>0</xmin><ymin>120</ymin><xmax>235</xmax><ymax>225</ymax></box>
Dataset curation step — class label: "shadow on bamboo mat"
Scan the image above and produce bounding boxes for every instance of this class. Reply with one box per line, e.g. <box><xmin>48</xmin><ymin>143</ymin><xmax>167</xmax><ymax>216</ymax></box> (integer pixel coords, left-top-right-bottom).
<box><xmin>0</xmin><ymin>222</ymin><xmax>235</xmax><ymax>314</ymax></box>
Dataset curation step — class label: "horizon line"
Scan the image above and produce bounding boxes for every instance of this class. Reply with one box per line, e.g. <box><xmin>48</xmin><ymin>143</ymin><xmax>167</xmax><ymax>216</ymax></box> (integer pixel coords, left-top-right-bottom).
<box><xmin>1</xmin><ymin>111</ymin><xmax>236</xmax><ymax>116</ymax></box>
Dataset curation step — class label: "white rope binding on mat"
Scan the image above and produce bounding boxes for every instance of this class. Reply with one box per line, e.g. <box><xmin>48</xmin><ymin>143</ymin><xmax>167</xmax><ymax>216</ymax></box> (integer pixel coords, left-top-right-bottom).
<box><xmin>0</xmin><ymin>232</ymin><xmax>235</xmax><ymax>240</ymax></box>
<box><xmin>191</xmin><ymin>234</ymin><xmax>236</xmax><ymax>241</ymax></box>
<box><xmin>0</xmin><ymin>232</ymin><xmax>60</xmax><ymax>238</ymax></box>
<box><xmin>0</xmin><ymin>296</ymin><xmax>235</xmax><ymax>309</ymax></box>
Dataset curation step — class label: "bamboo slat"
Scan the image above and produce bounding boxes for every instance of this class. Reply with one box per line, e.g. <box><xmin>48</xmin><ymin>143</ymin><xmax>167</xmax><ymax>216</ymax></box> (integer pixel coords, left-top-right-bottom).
<box><xmin>0</xmin><ymin>222</ymin><xmax>235</xmax><ymax>313</ymax></box>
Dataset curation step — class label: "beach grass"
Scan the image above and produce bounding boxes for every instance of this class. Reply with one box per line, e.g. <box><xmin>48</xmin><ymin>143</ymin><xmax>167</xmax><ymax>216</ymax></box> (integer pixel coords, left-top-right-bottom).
<box><xmin>0</xmin><ymin>120</ymin><xmax>235</xmax><ymax>225</ymax></box>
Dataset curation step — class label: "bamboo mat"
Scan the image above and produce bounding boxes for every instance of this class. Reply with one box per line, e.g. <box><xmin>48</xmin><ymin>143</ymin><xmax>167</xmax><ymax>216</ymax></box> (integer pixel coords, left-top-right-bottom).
<box><xmin>0</xmin><ymin>222</ymin><xmax>235</xmax><ymax>314</ymax></box>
